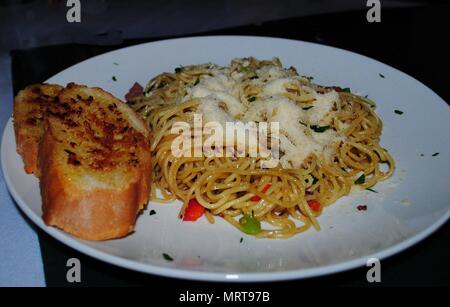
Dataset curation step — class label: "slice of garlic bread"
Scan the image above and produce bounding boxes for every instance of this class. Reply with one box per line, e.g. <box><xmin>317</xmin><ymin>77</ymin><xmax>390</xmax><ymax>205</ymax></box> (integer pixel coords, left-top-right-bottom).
<box><xmin>39</xmin><ymin>83</ymin><xmax>151</xmax><ymax>240</ymax></box>
<box><xmin>13</xmin><ymin>84</ymin><xmax>63</xmax><ymax>175</ymax></box>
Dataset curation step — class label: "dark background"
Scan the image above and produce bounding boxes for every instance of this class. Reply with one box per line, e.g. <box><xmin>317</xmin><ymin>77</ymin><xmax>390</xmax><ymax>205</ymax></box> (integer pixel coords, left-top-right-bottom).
<box><xmin>0</xmin><ymin>0</ymin><xmax>437</xmax><ymax>51</ymax></box>
<box><xmin>2</xmin><ymin>0</ymin><xmax>450</xmax><ymax>289</ymax></box>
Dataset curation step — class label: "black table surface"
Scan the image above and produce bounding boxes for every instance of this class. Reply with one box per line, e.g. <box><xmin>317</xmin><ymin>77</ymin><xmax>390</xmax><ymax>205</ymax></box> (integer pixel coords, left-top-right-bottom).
<box><xmin>10</xmin><ymin>5</ymin><xmax>450</xmax><ymax>288</ymax></box>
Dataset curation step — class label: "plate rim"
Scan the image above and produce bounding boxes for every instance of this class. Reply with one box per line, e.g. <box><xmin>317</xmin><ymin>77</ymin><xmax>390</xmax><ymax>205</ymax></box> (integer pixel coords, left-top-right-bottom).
<box><xmin>45</xmin><ymin>35</ymin><xmax>450</xmax><ymax>109</ymax></box>
<box><xmin>2</xmin><ymin>35</ymin><xmax>450</xmax><ymax>282</ymax></box>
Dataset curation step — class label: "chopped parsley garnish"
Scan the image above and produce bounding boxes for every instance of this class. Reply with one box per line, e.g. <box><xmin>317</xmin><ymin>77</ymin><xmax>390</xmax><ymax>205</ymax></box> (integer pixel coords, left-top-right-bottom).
<box><xmin>175</xmin><ymin>67</ymin><xmax>183</xmax><ymax>73</ymax></box>
<box><xmin>248</xmin><ymin>96</ymin><xmax>256</xmax><ymax>102</ymax></box>
<box><xmin>366</xmin><ymin>188</ymin><xmax>378</xmax><ymax>193</ymax></box>
<box><xmin>113</xmin><ymin>62</ymin><xmax>119</xmax><ymax>66</ymax></box>
<box><xmin>302</xmin><ymin>106</ymin><xmax>314</xmax><ymax>110</ymax></box>
<box><xmin>420</xmin><ymin>154</ymin><xmax>424</xmax><ymax>157</ymax></box>
<box><xmin>299</xmin><ymin>121</ymin><xmax>307</xmax><ymax>127</ymax></box>
<box><xmin>312</xmin><ymin>176</ymin><xmax>319</xmax><ymax>185</ymax></box>
<box><xmin>379</xmin><ymin>73</ymin><xmax>385</xmax><ymax>78</ymax></box>
<box><xmin>163</xmin><ymin>253</ymin><xmax>174</xmax><ymax>261</ymax></box>
<box><xmin>149</xmin><ymin>210</ymin><xmax>156</xmax><ymax>216</ymax></box>
<box><xmin>240</xmin><ymin>237</ymin><xmax>243</xmax><ymax>243</ymax></box>
<box><xmin>342</xmin><ymin>87</ymin><xmax>351</xmax><ymax>93</ymax></box>
<box><xmin>432</xmin><ymin>152</ymin><xmax>440</xmax><ymax>157</ymax></box>
<box><xmin>355</xmin><ymin>174</ymin><xmax>366</xmax><ymax>185</ymax></box>
<box><xmin>311</xmin><ymin>125</ymin><xmax>331</xmax><ymax>133</ymax></box>
<box><xmin>112</xmin><ymin>76</ymin><xmax>117</xmax><ymax>81</ymax></box>
<box><xmin>394</xmin><ymin>110</ymin><xmax>404</xmax><ymax>115</ymax></box>
<box><xmin>194</xmin><ymin>78</ymin><xmax>200</xmax><ymax>86</ymax></box>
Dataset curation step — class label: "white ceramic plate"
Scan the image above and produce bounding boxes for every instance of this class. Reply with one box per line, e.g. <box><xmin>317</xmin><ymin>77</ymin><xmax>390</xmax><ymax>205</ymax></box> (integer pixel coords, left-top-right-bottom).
<box><xmin>2</xmin><ymin>36</ymin><xmax>450</xmax><ymax>282</ymax></box>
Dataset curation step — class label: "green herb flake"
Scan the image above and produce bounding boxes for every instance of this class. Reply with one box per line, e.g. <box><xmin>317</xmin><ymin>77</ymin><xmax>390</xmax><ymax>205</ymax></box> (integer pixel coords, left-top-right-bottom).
<box><xmin>302</xmin><ymin>106</ymin><xmax>314</xmax><ymax>111</ymax></box>
<box><xmin>312</xmin><ymin>176</ymin><xmax>319</xmax><ymax>185</ymax></box>
<box><xmin>175</xmin><ymin>67</ymin><xmax>183</xmax><ymax>73</ymax></box>
<box><xmin>299</xmin><ymin>121</ymin><xmax>307</xmax><ymax>127</ymax></box>
<box><xmin>342</xmin><ymin>87</ymin><xmax>351</xmax><ymax>93</ymax></box>
<box><xmin>420</xmin><ymin>154</ymin><xmax>424</xmax><ymax>157</ymax></box>
<box><xmin>394</xmin><ymin>110</ymin><xmax>404</xmax><ymax>115</ymax></box>
<box><xmin>113</xmin><ymin>62</ymin><xmax>119</xmax><ymax>66</ymax></box>
<box><xmin>311</xmin><ymin>125</ymin><xmax>331</xmax><ymax>133</ymax></box>
<box><xmin>163</xmin><ymin>253</ymin><xmax>174</xmax><ymax>261</ymax></box>
<box><xmin>240</xmin><ymin>237</ymin><xmax>243</xmax><ymax>243</ymax></box>
<box><xmin>355</xmin><ymin>174</ymin><xmax>366</xmax><ymax>185</ymax></box>
<box><xmin>112</xmin><ymin>76</ymin><xmax>117</xmax><ymax>81</ymax></box>
<box><xmin>379</xmin><ymin>73</ymin><xmax>385</xmax><ymax>78</ymax></box>
<box><xmin>248</xmin><ymin>96</ymin><xmax>256</xmax><ymax>102</ymax></box>
<box><xmin>432</xmin><ymin>152</ymin><xmax>440</xmax><ymax>157</ymax></box>
<box><xmin>366</xmin><ymin>188</ymin><xmax>378</xmax><ymax>193</ymax></box>
<box><xmin>194</xmin><ymin>79</ymin><xmax>200</xmax><ymax>86</ymax></box>
<box><xmin>149</xmin><ymin>210</ymin><xmax>156</xmax><ymax>216</ymax></box>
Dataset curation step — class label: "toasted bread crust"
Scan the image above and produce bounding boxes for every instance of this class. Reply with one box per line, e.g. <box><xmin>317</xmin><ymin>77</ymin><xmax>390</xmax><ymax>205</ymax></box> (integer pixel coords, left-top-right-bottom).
<box><xmin>46</xmin><ymin>83</ymin><xmax>150</xmax><ymax>173</ymax></box>
<box><xmin>13</xmin><ymin>84</ymin><xmax>63</xmax><ymax>175</ymax></box>
<box><xmin>15</xmin><ymin>83</ymin><xmax>152</xmax><ymax>240</ymax></box>
<box><xmin>40</xmin><ymin>84</ymin><xmax>151</xmax><ymax>240</ymax></box>
<box><xmin>40</xmin><ymin>122</ymin><xmax>151</xmax><ymax>240</ymax></box>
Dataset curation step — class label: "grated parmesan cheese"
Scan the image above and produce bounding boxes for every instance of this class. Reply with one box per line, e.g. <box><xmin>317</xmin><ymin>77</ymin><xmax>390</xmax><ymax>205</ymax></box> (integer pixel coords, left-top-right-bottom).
<box><xmin>182</xmin><ymin>59</ymin><xmax>346</xmax><ymax>168</ymax></box>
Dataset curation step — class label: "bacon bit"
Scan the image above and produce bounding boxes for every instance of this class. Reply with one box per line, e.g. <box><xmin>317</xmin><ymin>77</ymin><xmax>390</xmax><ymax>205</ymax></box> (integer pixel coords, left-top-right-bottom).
<box><xmin>329</xmin><ymin>86</ymin><xmax>343</xmax><ymax>92</ymax></box>
<box><xmin>124</xmin><ymin>82</ymin><xmax>143</xmax><ymax>101</ymax></box>
<box><xmin>357</xmin><ymin>205</ymin><xmax>367</xmax><ymax>211</ymax></box>
<box><xmin>308</xmin><ymin>200</ymin><xmax>321</xmax><ymax>212</ymax></box>
<box><xmin>183</xmin><ymin>198</ymin><xmax>205</xmax><ymax>221</ymax></box>
<box><xmin>250</xmin><ymin>184</ymin><xmax>272</xmax><ymax>202</ymax></box>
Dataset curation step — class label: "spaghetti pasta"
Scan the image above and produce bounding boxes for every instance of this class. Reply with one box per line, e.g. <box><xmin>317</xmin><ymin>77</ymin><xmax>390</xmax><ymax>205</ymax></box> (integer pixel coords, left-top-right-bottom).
<box><xmin>128</xmin><ymin>57</ymin><xmax>395</xmax><ymax>238</ymax></box>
